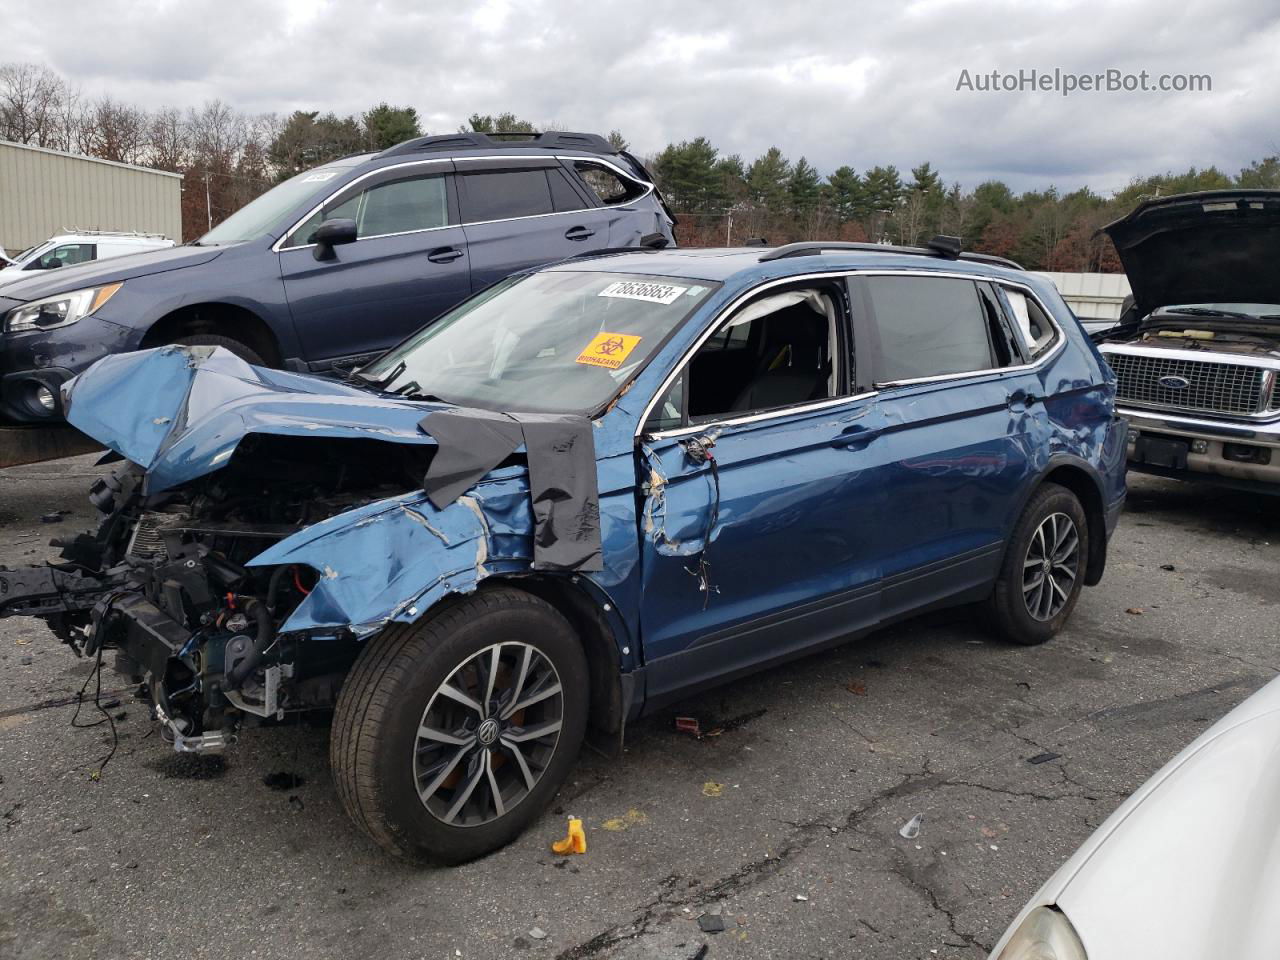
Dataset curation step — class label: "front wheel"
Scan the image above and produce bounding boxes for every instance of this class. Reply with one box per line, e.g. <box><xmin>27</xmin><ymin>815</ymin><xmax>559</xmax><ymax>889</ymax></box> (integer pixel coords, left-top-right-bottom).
<box><xmin>330</xmin><ymin>588</ymin><xmax>588</xmax><ymax>864</ymax></box>
<box><xmin>987</xmin><ymin>483</ymin><xmax>1089</xmax><ymax>646</ymax></box>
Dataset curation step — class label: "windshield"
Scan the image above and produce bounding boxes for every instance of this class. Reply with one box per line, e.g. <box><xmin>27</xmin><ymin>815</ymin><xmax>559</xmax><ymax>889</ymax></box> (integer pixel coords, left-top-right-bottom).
<box><xmin>13</xmin><ymin>242</ymin><xmax>47</xmax><ymax>265</ymax></box>
<box><xmin>362</xmin><ymin>271</ymin><xmax>720</xmax><ymax>414</ymax></box>
<box><xmin>197</xmin><ymin>158</ymin><xmax>368</xmax><ymax>246</ymax></box>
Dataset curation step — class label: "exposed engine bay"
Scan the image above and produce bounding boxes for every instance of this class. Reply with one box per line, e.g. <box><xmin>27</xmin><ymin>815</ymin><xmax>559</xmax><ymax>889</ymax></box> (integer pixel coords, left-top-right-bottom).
<box><xmin>0</xmin><ymin>435</ymin><xmax>433</xmax><ymax>753</ymax></box>
<box><xmin>1096</xmin><ymin>311</ymin><xmax>1280</xmax><ymax>357</ymax></box>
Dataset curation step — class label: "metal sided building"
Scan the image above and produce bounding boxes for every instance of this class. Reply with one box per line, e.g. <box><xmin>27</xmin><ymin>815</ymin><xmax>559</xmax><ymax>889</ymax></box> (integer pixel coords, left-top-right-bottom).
<box><xmin>0</xmin><ymin>140</ymin><xmax>182</xmax><ymax>255</ymax></box>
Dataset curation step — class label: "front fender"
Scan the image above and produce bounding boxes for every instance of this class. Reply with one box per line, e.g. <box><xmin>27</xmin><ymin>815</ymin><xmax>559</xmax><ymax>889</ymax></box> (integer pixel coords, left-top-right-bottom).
<box><xmin>249</xmin><ymin>476</ymin><xmax>534</xmax><ymax>636</ymax></box>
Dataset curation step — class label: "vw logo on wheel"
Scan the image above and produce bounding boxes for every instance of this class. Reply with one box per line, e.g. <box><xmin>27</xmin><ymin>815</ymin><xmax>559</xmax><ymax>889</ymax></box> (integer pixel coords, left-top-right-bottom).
<box><xmin>476</xmin><ymin>718</ymin><xmax>500</xmax><ymax>746</ymax></box>
<box><xmin>1157</xmin><ymin>375</ymin><xmax>1191</xmax><ymax>390</ymax></box>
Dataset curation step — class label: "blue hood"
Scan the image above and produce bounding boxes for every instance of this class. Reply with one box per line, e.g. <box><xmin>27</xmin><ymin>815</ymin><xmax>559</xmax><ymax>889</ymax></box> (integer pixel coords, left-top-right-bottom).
<box><xmin>63</xmin><ymin>345</ymin><xmax>442</xmax><ymax>491</ymax></box>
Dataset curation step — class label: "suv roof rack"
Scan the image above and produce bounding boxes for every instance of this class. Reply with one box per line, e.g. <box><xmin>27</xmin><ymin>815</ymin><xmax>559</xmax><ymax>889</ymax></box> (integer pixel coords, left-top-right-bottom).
<box><xmin>758</xmin><ymin>236</ymin><xmax>1023</xmax><ymax>271</ymax></box>
<box><xmin>378</xmin><ymin>130</ymin><xmax>618</xmax><ymax>159</ymax></box>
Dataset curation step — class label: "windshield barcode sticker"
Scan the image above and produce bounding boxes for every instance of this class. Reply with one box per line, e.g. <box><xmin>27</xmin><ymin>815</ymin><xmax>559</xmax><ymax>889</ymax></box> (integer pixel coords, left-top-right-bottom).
<box><xmin>576</xmin><ymin>332</ymin><xmax>643</xmax><ymax>370</ymax></box>
<box><xmin>598</xmin><ymin>281</ymin><xmax>688</xmax><ymax>304</ymax></box>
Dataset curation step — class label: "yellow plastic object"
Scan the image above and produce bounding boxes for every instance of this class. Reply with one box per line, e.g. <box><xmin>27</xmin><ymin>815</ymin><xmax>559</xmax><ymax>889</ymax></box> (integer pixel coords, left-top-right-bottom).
<box><xmin>551</xmin><ymin>816</ymin><xmax>587</xmax><ymax>855</ymax></box>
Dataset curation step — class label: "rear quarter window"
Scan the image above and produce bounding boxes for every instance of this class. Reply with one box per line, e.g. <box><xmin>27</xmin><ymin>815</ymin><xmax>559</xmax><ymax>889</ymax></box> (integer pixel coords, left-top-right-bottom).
<box><xmin>573</xmin><ymin>161</ymin><xmax>647</xmax><ymax>205</ymax></box>
<box><xmin>1002</xmin><ymin>288</ymin><xmax>1060</xmax><ymax>358</ymax></box>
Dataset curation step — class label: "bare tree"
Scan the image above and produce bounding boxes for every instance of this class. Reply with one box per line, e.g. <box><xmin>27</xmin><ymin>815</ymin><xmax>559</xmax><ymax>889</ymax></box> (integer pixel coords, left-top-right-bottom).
<box><xmin>148</xmin><ymin>107</ymin><xmax>188</xmax><ymax>171</ymax></box>
<box><xmin>82</xmin><ymin>96</ymin><xmax>150</xmax><ymax>164</ymax></box>
<box><xmin>0</xmin><ymin>62</ymin><xmax>65</xmax><ymax>146</ymax></box>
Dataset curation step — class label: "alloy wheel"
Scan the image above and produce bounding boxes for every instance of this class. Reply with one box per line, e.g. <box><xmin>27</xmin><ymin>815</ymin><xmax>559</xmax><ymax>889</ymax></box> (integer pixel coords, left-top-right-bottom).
<box><xmin>412</xmin><ymin>641</ymin><xmax>563</xmax><ymax>827</ymax></box>
<box><xmin>1022</xmin><ymin>512</ymin><xmax>1080</xmax><ymax>622</ymax></box>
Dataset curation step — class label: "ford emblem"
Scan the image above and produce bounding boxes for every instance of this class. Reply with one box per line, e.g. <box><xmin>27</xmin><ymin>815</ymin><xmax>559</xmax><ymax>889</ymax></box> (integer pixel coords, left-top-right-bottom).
<box><xmin>1157</xmin><ymin>375</ymin><xmax>1190</xmax><ymax>390</ymax></box>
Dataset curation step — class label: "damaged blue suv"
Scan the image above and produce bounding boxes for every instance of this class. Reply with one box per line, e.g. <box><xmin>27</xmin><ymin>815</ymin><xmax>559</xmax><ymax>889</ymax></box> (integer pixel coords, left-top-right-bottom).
<box><xmin>0</xmin><ymin>239</ymin><xmax>1127</xmax><ymax>863</ymax></box>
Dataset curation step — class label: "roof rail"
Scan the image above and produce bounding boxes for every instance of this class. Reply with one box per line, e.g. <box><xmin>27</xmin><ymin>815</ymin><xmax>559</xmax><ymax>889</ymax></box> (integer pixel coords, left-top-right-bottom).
<box><xmin>378</xmin><ymin>130</ymin><xmax>618</xmax><ymax>159</ymax></box>
<box><xmin>758</xmin><ymin>237</ymin><xmax>1023</xmax><ymax>271</ymax></box>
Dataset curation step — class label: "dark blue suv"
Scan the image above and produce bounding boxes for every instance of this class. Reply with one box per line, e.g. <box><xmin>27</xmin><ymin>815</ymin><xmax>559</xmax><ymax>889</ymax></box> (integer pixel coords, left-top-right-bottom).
<box><xmin>0</xmin><ymin>131</ymin><xmax>674</xmax><ymax>424</ymax></box>
<box><xmin>0</xmin><ymin>240</ymin><xmax>1126</xmax><ymax>863</ymax></box>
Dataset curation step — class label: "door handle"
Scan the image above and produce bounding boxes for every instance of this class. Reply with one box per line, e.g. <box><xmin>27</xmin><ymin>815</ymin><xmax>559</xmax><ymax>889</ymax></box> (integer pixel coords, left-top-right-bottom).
<box><xmin>427</xmin><ymin>247</ymin><xmax>463</xmax><ymax>263</ymax></box>
<box><xmin>1007</xmin><ymin>391</ymin><xmax>1041</xmax><ymax>411</ymax></box>
<box><xmin>564</xmin><ymin>226</ymin><xmax>595</xmax><ymax>241</ymax></box>
<box><xmin>831</xmin><ymin>425</ymin><xmax>881</xmax><ymax>450</ymax></box>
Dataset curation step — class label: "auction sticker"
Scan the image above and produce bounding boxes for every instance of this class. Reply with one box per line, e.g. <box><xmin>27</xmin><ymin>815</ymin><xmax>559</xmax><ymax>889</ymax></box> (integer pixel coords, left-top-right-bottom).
<box><xmin>598</xmin><ymin>280</ymin><xmax>687</xmax><ymax>304</ymax></box>
<box><xmin>576</xmin><ymin>332</ymin><xmax>643</xmax><ymax>369</ymax></box>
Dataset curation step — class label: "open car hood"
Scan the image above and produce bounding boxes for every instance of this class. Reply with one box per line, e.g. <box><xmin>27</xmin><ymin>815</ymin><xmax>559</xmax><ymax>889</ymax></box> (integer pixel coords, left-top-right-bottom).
<box><xmin>1103</xmin><ymin>190</ymin><xmax>1280</xmax><ymax>316</ymax></box>
<box><xmin>63</xmin><ymin>345</ymin><xmax>440</xmax><ymax>492</ymax></box>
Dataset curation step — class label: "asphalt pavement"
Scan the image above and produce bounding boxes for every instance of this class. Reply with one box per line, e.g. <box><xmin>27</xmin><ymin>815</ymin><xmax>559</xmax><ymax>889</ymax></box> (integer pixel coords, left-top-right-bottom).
<box><xmin>1</xmin><ymin>455</ymin><xmax>1276</xmax><ymax>960</ymax></box>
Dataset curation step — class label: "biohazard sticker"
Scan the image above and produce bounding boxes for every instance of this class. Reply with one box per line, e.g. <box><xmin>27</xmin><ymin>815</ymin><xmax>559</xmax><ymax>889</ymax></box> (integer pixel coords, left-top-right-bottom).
<box><xmin>576</xmin><ymin>332</ymin><xmax>643</xmax><ymax>370</ymax></box>
<box><xmin>597</xmin><ymin>280</ymin><xmax>688</xmax><ymax>304</ymax></box>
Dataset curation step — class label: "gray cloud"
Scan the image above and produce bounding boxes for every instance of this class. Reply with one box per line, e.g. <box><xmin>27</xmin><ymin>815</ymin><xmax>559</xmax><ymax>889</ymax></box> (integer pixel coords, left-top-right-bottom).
<box><xmin>7</xmin><ymin>0</ymin><xmax>1278</xmax><ymax>191</ymax></box>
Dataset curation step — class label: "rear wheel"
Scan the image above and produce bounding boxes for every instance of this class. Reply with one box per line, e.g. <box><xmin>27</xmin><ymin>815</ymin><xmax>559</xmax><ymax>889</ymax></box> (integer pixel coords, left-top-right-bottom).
<box><xmin>330</xmin><ymin>588</ymin><xmax>588</xmax><ymax>864</ymax></box>
<box><xmin>987</xmin><ymin>483</ymin><xmax>1088</xmax><ymax>646</ymax></box>
<box><xmin>171</xmin><ymin>333</ymin><xmax>264</xmax><ymax>365</ymax></box>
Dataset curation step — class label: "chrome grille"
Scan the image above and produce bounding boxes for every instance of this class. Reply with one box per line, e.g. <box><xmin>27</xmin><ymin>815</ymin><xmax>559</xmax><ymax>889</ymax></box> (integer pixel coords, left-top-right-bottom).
<box><xmin>1104</xmin><ymin>350</ymin><xmax>1267</xmax><ymax>416</ymax></box>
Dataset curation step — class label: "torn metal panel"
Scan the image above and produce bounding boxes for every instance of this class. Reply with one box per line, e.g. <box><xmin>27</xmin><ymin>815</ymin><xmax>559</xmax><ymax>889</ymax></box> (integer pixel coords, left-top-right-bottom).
<box><xmin>420</xmin><ymin>409</ymin><xmax>603</xmax><ymax>572</ymax></box>
<box><xmin>249</xmin><ymin>478</ymin><xmax>533</xmax><ymax>635</ymax></box>
<box><xmin>63</xmin><ymin>345</ymin><xmax>443</xmax><ymax>492</ymax></box>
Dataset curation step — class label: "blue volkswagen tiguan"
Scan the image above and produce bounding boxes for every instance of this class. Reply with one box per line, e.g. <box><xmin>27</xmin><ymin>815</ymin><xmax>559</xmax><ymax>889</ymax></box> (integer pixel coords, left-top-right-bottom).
<box><xmin>0</xmin><ymin>131</ymin><xmax>675</xmax><ymax>424</ymax></box>
<box><xmin>0</xmin><ymin>239</ymin><xmax>1127</xmax><ymax>863</ymax></box>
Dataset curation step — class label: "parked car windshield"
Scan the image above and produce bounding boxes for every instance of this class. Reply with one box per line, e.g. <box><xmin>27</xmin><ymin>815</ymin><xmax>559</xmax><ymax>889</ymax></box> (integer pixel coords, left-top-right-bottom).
<box><xmin>196</xmin><ymin>156</ymin><xmax>370</xmax><ymax>246</ymax></box>
<box><xmin>362</xmin><ymin>270</ymin><xmax>720</xmax><ymax>414</ymax></box>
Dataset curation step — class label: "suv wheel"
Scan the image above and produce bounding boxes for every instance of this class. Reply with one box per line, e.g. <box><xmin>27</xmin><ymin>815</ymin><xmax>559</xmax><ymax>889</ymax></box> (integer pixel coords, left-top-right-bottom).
<box><xmin>331</xmin><ymin>588</ymin><xmax>588</xmax><ymax>864</ymax></box>
<box><xmin>987</xmin><ymin>482</ymin><xmax>1089</xmax><ymax>646</ymax></box>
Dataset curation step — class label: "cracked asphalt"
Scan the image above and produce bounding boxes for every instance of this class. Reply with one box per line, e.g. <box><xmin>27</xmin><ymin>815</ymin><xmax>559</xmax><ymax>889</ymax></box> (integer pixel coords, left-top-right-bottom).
<box><xmin>2</xmin><ymin>455</ymin><xmax>1278</xmax><ymax>960</ymax></box>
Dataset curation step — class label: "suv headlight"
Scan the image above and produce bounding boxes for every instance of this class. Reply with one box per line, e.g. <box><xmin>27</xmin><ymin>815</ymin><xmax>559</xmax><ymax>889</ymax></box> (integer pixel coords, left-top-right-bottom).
<box><xmin>994</xmin><ymin>906</ymin><xmax>1088</xmax><ymax>960</ymax></box>
<box><xmin>4</xmin><ymin>282</ymin><xmax>123</xmax><ymax>333</ymax></box>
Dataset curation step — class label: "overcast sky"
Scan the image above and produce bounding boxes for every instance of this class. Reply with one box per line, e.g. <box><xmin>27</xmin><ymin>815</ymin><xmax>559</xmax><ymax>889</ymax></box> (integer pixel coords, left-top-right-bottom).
<box><xmin>7</xmin><ymin>0</ymin><xmax>1278</xmax><ymax>193</ymax></box>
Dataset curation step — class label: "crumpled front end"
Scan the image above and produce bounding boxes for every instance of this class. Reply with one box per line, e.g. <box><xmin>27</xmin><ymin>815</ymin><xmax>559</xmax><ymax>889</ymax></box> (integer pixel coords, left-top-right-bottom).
<box><xmin>0</xmin><ymin>449</ymin><xmax>535</xmax><ymax>754</ymax></box>
<box><xmin>0</xmin><ymin>345</ymin><xmax>561</xmax><ymax>753</ymax></box>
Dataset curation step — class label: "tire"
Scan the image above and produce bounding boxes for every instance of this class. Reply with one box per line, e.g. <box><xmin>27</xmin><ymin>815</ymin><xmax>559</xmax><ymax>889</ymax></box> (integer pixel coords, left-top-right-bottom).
<box><xmin>987</xmin><ymin>482</ymin><xmax>1089</xmax><ymax>646</ymax></box>
<box><xmin>330</xmin><ymin>588</ymin><xmax>589</xmax><ymax>864</ymax></box>
<box><xmin>171</xmin><ymin>334</ymin><xmax>264</xmax><ymax>365</ymax></box>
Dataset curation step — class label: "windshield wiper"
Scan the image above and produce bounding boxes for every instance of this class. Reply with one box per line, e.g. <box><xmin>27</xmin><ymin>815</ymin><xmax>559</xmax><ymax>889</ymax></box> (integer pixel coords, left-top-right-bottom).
<box><xmin>355</xmin><ymin>360</ymin><xmax>405</xmax><ymax>389</ymax></box>
<box><xmin>400</xmin><ymin>388</ymin><xmax>454</xmax><ymax>404</ymax></box>
<box><xmin>1164</xmin><ymin>306</ymin><xmax>1260</xmax><ymax>321</ymax></box>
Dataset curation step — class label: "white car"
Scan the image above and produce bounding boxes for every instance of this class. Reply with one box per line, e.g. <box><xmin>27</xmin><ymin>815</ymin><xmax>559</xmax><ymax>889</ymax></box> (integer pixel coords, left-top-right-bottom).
<box><xmin>0</xmin><ymin>231</ymin><xmax>174</xmax><ymax>286</ymax></box>
<box><xmin>989</xmin><ymin>673</ymin><xmax>1280</xmax><ymax>959</ymax></box>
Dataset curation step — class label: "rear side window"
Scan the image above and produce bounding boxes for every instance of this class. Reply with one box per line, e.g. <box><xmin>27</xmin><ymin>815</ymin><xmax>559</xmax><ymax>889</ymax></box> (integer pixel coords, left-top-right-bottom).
<box><xmin>573</xmin><ymin>161</ymin><xmax>645</xmax><ymax>205</ymax></box>
<box><xmin>458</xmin><ymin>169</ymin><xmax>556</xmax><ymax>221</ymax></box>
<box><xmin>864</xmin><ymin>276</ymin><xmax>996</xmax><ymax>383</ymax></box>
